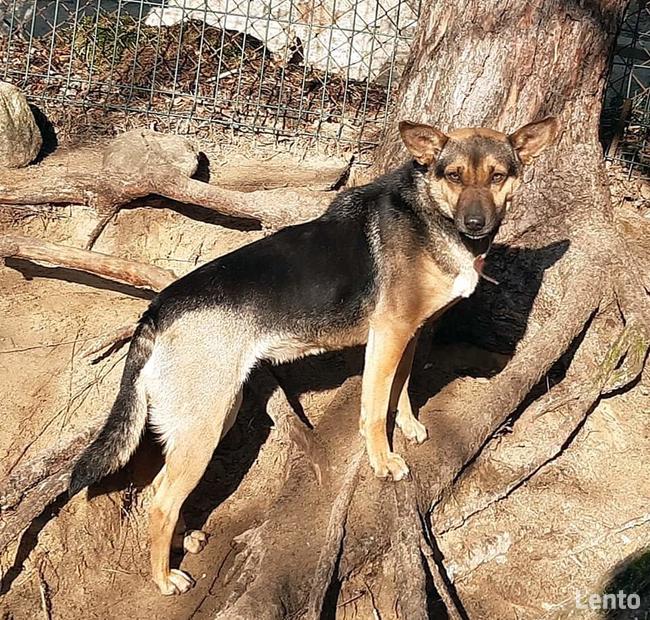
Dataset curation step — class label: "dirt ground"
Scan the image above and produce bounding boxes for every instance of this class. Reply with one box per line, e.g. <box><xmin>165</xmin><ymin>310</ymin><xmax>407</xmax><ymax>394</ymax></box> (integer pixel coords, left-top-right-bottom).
<box><xmin>1</xmin><ymin>157</ymin><xmax>649</xmax><ymax>619</ymax></box>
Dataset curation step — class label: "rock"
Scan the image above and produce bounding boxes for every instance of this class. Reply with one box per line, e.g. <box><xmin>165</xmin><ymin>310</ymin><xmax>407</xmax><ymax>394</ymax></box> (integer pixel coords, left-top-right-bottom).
<box><xmin>0</xmin><ymin>82</ymin><xmax>42</xmax><ymax>168</ymax></box>
<box><xmin>102</xmin><ymin>129</ymin><xmax>199</xmax><ymax>181</ymax></box>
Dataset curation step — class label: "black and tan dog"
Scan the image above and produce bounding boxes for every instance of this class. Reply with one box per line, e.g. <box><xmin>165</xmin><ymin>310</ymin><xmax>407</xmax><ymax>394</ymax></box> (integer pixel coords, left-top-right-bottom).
<box><xmin>69</xmin><ymin>117</ymin><xmax>558</xmax><ymax>594</ymax></box>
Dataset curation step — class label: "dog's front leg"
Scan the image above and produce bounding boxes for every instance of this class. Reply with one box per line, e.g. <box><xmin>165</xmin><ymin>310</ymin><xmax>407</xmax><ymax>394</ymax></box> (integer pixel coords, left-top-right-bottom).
<box><xmin>361</xmin><ymin>325</ymin><xmax>412</xmax><ymax>481</ymax></box>
<box><xmin>390</xmin><ymin>332</ymin><xmax>428</xmax><ymax>444</ymax></box>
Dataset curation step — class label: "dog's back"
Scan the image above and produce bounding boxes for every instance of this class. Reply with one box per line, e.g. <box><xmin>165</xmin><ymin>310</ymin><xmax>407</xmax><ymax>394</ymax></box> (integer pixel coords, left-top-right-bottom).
<box><xmin>68</xmin><ymin>165</ymin><xmax>419</xmax><ymax>494</ymax></box>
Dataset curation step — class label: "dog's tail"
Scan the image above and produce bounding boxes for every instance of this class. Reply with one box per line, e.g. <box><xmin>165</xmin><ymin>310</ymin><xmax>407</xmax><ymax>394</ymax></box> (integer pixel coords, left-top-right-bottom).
<box><xmin>69</xmin><ymin>316</ymin><xmax>156</xmax><ymax>496</ymax></box>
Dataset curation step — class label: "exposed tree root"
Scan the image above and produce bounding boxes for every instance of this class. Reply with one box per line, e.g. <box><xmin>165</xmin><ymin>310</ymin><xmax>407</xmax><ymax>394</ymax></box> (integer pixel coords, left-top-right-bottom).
<box><xmin>0</xmin><ymin>423</ymin><xmax>101</xmax><ymax>555</ymax></box>
<box><xmin>605</xmin><ymin>272</ymin><xmax>650</xmax><ymax>393</ymax></box>
<box><xmin>304</xmin><ymin>448</ymin><xmax>364</xmax><ymax>619</ymax></box>
<box><xmin>432</xmin><ymin>302</ymin><xmax>620</xmax><ymax>534</ymax></box>
<box><xmin>390</xmin><ymin>482</ymin><xmax>459</xmax><ymax>620</ymax></box>
<box><xmin>0</xmin><ymin>129</ymin><xmax>333</xmax><ymax>248</ymax></box>
<box><xmin>253</xmin><ymin>368</ymin><xmax>327</xmax><ymax>487</ymax></box>
<box><xmin>212</xmin><ymin>378</ymin><xmax>366</xmax><ymax>620</ymax></box>
<box><xmin>0</xmin><ymin>235</ymin><xmax>177</xmax><ymax>291</ymax></box>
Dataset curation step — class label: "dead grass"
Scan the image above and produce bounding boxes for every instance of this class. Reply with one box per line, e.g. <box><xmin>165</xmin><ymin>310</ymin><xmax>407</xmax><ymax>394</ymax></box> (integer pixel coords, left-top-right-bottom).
<box><xmin>1</xmin><ymin>14</ymin><xmax>390</xmax><ymax>154</ymax></box>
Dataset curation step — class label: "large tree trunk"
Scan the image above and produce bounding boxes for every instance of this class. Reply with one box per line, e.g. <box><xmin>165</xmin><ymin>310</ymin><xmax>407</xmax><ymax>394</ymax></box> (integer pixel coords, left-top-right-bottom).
<box><xmin>207</xmin><ymin>1</ymin><xmax>649</xmax><ymax>618</ymax></box>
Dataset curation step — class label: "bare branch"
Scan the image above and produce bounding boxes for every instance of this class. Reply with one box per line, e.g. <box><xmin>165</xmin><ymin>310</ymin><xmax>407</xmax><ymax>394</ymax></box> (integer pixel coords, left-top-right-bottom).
<box><xmin>0</xmin><ymin>235</ymin><xmax>177</xmax><ymax>291</ymax></box>
<box><xmin>0</xmin><ymin>130</ymin><xmax>334</xmax><ymax>235</ymax></box>
<box><xmin>81</xmin><ymin>324</ymin><xmax>138</xmax><ymax>360</ymax></box>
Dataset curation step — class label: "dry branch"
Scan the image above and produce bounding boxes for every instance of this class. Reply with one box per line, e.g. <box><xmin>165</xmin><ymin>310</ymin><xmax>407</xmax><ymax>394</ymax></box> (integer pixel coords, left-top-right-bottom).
<box><xmin>0</xmin><ymin>235</ymin><xmax>173</xmax><ymax>359</ymax></box>
<box><xmin>159</xmin><ymin>176</ymin><xmax>333</xmax><ymax>230</ymax></box>
<box><xmin>0</xmin><ymin>235</ymin><xmax>177</xmax><ymax>291</ymax></box>
<box><xmin>0</xmin><ymin>129</ymin><xmax>334</xmax><ymax>248</ymax></box>
<box><xmin>81</xmin><ymin>324</ymin><xmax>138</xmax><ymax>360</ymax></box>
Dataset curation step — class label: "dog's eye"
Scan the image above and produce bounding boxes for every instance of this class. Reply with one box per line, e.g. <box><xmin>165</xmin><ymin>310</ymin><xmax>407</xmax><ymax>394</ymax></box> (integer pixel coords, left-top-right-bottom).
<box><xmin>491</xmin><ymin>173</ymin><xmax>506</xmax><ymax>184</ymax></box>
<box><xmin>446</xmin><ymin>171</ymin><xmax>461</xmax><ymax>183</ymax></box>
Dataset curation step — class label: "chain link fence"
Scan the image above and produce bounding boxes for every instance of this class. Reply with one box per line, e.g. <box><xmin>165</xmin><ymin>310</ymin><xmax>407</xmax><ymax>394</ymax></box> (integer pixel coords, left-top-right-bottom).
<box><xmin>604</xmin><ymin>0</ymin><xmax>649</xmax><ymax>180</ymax></box>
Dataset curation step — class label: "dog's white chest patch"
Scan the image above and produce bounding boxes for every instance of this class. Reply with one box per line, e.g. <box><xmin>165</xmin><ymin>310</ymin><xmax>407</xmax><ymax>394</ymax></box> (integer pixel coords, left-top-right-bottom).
<box><xmin>451</xmin><ymin>263</ymin><xmax>479</xmax><ymax>299</ymax></box>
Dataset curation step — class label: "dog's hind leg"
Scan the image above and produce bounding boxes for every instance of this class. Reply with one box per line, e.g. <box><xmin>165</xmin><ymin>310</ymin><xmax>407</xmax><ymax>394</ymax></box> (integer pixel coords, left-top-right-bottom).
<box><xmin>148</xmin><ymin>384</ymin><xmax>244</xmax><ymax>595</ymax></box>
<box><xmin>167</xmin><ymin>388</ymin><xmax>243</xmax><ymax>556</ymax></box>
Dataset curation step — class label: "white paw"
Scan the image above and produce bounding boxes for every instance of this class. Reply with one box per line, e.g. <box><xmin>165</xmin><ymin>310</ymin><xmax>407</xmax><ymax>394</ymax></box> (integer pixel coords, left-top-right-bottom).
<box><xmin>156</xmin><ymin>569</ymin><xmax>195</xmax><ymax>595</ymax></box>
<box><xmin>396</xmin><ymin>414</ymin><xmax>428</xmax><ymax>444</ymax></box>
<box><xmin>183</xmin><ymin>530</ymin><xmax>208</xmax><ymax>554</ymax></box>
<box><xmin>370</xmin><ymin>452</ymin><xmax>410</xmax><ymax>481</ymax></box>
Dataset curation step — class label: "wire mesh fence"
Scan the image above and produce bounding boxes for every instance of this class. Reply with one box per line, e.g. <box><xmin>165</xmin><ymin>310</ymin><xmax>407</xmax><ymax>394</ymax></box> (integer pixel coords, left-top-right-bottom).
<box><xmin>603</xmin><ymin>0</ymin><xmax>649</xmax><ymax>180</ymax></box>
<box><xmin>0</xmin><ymin>0</ymin><xmax>649</xmax><ymax>176</ymax></box>
<box><xmin>0</xmin><ymin>0</ymin><xmax>418</xmax><ymax>155</ymax></box>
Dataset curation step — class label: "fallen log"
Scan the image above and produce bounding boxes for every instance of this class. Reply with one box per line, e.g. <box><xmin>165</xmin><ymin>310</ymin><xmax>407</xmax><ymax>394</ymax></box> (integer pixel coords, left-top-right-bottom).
<box><xmin>0</xmin><ymin>235</ymin><xmax>177</xmax><ymax>291</ymax></box>
<box><xmin>0</xmin><ymin>129</ymin><xmax>334</xmax><ymax>248</ymax></box>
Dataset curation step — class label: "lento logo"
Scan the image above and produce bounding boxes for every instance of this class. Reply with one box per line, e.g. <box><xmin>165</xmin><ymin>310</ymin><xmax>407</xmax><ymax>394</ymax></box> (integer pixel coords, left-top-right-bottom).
<box><xmin>575</xmin><ymin>590</ymin><xmax>641</xmax><ymax>611</ymax></box>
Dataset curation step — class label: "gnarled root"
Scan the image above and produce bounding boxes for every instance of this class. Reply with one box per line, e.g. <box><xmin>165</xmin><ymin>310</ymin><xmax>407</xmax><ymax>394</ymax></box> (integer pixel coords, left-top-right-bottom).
<box><xmin>0</xmin><ymin>235</ymin><xmax>176</xmax><ymax>292</ymax></box>
<box><xmin>0</xmin><ymin>129</ymin><xmax>333</xmax><ymax>248</ymax></box>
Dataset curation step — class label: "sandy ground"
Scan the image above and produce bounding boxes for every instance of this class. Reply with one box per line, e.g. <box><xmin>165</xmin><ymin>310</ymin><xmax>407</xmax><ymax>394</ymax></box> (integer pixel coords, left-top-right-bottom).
<box><xmin>0</xmin><ymin>170</ymin><xmax>649</xmax><ymax>619</ymax></box>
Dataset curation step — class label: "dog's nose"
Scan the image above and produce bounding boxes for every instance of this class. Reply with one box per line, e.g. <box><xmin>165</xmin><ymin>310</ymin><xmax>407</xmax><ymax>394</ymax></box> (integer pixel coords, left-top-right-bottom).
<box><xmin>464</xmin><ymin>213</ymin><xmax>485</xmax><ymax>232</ymax></box>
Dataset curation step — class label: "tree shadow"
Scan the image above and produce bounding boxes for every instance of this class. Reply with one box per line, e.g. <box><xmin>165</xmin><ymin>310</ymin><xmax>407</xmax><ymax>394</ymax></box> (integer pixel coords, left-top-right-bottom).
<box><xmin>599</xmin><ymin>548</ymin><xmax>650</xmax><ymax>619</ymax></box>
<box><xmin>436</xmin><ymin>239</ymin><xmax>570</xmax><ymax>354</ymax></box>
<box><xmin>125</xmin><ymin>197</ymin><xmax>263</xmax><ymax>232</ymax></box>
<box><xmin>413</xmin><ymin>240</ymin><xmax>569</xmax><ymax>405</ymax></box>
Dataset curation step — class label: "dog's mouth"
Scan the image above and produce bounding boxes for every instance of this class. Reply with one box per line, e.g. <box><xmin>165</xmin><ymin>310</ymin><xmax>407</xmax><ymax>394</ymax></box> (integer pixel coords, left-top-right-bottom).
<box><xmin>456</xmin><ymin>217</ymin><xmax>502</xmax><ymax>242</ymax></box>
<box><xmin>460</xmin><ymin>230</ymin><xmax>491</xmax><ymax>240</ymax></box>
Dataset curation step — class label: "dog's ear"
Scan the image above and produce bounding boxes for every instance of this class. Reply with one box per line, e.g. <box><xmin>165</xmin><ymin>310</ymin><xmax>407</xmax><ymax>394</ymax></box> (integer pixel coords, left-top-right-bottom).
<box><xmin>509</xmin><ymin>117</ymin><xmax>559</xmax><ymax>165</ymax></box>
<box><xmin>399</xmin><ymin>120</ymin><xmax>448</xmax><ymax>166</ymax></box>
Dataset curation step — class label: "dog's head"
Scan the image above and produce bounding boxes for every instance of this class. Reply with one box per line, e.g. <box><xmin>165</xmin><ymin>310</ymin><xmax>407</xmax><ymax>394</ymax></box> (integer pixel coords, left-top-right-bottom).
<box><xmin>399</xmin><ymin>118</ymin><xmax>559</xmax><ymax>239</ymax></box>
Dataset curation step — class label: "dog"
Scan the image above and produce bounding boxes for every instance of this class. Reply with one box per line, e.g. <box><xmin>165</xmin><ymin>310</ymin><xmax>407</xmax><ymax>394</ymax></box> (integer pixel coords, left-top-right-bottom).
<box><xmin>69</xmin><ymin>116</ymin><xmax>558</xmax><ymax>595</ymax></box>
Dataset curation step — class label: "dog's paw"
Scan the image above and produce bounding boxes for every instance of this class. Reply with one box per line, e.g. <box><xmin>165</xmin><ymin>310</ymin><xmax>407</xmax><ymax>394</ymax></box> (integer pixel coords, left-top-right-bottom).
<box><xmin>183</xmin><ymin>530</ymin><xmax>208</xmax><ymax>554</ymax></box>
<box><xmin>396</xmin><ymin>414</ymin><xmax>428</xmax><ymax>444</ymax></box>
<box><xmin>156</xmin><ymin>569</ymin><xmax>195</xmax><ymax>595</ymax></box>
<box><xmin>371</xmin><ymin>452</ymin><xmax>410</xmax><ymax>481</ymax></box>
